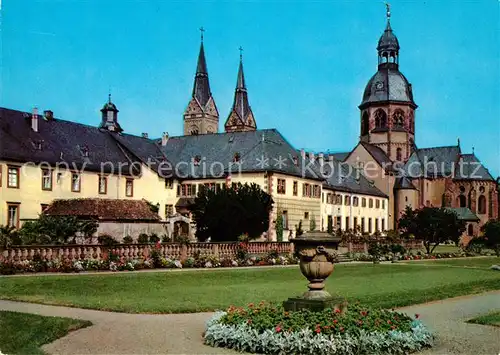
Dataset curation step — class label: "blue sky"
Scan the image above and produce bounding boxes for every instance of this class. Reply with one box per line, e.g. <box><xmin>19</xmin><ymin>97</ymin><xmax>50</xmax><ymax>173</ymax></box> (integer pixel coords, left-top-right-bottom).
<box><xmin>1</xmin><ymin>0</ymin><xmax>499</xmax><ymax>176</ymax></box>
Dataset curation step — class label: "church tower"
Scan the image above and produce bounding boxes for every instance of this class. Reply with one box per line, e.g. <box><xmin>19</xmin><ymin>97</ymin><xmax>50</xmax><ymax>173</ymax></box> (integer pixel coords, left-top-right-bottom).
<box><xmin>100</xmin><ymin>94</ymin><xmax>123</xmax><ymax>133</ymax></box>
<box><xmin>183</xmin><ymin>29</ymin><xmax>219</xmax><ymax>135</ymax></box>
<box><xmin>224</xmin><ymin>49</ymin><xmax>257</xmax><ymax>133</ymax></box>
<box><xmin>358</xmin><ymin>5</ymin><xmax>417</xmax><ymax>163</ymax></box>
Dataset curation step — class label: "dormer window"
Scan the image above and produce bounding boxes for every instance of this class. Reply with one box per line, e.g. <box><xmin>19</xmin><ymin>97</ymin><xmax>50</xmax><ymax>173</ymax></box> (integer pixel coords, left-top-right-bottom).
<box><xmin>31</xmin><ymin>140</ymin><xmax>43</xmax><ymax>150</ymax></box>
<box><xmin>193</xmin><ymin>155</ymin><xmax>201</xmax><ymax>166</ymax></box>
<box><xmin>233</xmin><ymin>152</ymin><xmax>241</xmax><ymax>163</ymax></box>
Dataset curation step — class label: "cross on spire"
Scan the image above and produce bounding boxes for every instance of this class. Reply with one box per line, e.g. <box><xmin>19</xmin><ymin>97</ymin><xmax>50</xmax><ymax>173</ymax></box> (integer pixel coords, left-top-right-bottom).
<box><xmin>200</xmin><ymin>26</ymin><xmax>205</xmax><ymax>42</ymax></box>
<box><xmin>385</xmin><ymin>2</ymin><xmax>391</xmax><ymax>20</ymax></box>
<box><xmin>238</xmin><ymin>46</ymin><xmax>243</xmax><ymax>61</ymax></box>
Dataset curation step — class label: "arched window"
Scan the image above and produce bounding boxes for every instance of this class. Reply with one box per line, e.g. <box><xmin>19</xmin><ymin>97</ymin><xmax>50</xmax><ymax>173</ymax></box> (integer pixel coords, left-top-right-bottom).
<box><xmin>361</xmin><ymin>112</ymin><xmax>369</xmax><ymax>135</ymax></box>
<box><xmin>467</xmin><ymin>224</ymin><xmax>474</xmax><ymax>236</ymax></box>
<box><xmin>374</xmin><ymin>109</ymin><xmax>387</xmax><ymax>128</ymax></box>
<box><xmin>396</xmin><ymin>148</ymin><xmax>402</xmax><ymax>161</ymax></box>
<box><xmin>393</xmin><ymin>110</ymin><xmax>405</xmax><ymax>128</ymax></box>
<box><xmin>478</xmin><ymin>195</ymin><xmax>486</xmax><ymax>214</ymax></box>
<box><xmin>458</xmin><ymin>195</ymin><xmax>467</xmax><ymax>208</ymax></box>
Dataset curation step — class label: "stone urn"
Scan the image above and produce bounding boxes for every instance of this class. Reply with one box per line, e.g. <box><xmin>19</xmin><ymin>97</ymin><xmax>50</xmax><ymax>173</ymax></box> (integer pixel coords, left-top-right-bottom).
<box><xmin>284</xmin><ymin>231</ymin><xmax>344</xmax><ymax>311</ymax></box>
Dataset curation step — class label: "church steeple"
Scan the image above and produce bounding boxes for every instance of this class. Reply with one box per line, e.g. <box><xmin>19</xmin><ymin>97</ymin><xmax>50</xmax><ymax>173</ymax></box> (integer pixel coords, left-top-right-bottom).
<box><xmin>100</xmin><ymin>93</ymin><xmax>122</xmax><ymax>133</ymax></box>
<box><xmin>377</xmin><ymin>3</ymin><xmax>400</xmax><ymax>68</ymax></box>
<box><xmin>183</xmin><ymin>28</ymin><xmax>219</xmax><ymax>135</ymax></box>
<box><xmin>224</xmin><ymin>47</ymin><xmax>256</xmax><ymax>133</ymax></box>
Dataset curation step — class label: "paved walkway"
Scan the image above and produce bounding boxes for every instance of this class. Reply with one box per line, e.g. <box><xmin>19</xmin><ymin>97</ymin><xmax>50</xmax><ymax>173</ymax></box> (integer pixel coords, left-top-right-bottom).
<box><xmin>0</xmin><ymin>291</ymin><xmax>499</xmax><ymax>354</ymax></box>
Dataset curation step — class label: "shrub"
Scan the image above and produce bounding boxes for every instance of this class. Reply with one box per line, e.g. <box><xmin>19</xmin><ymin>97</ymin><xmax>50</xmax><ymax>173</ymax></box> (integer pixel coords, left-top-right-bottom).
<box><xmin>137</xmin><ymin>233</ymin><xmax>149</xmax><ymax>244</ymax></box>
<box><xmin>123</xmin><ymin>235</ymin><xmax>134</xmax><ymax>244</ymax></box>
<box><xmin>205</xmin><ymin>302</ymin><xmax>433</xmax><ymax>355</ymax></box>
<box><xmin>98</xmin><ymin>234</ymin><xmax>119</xmax><ymax>246</ymax></box>
<box><xmin>276</xmin><ymin>211</ymin><xmax>284</xmax><ymax>242</ymax></box>
<box><xmin>161</xmin><ymin>234</ymin><xmax>171</xmax><ymax>243</ymax></box>
<box><xmin>466</xmin><ymin>237</ymin><xmax>486</xmax><ymax>254</ymax></box>
<box><xmin>236</xmin><ymin>242</ymin><xmax>249</xmax><ymax>261</ymax></box>
<box><xmin>149</xmin><ymin>234</ymin><xmax>160</xmax><ymax>243</ymax></box>
<box><xmin>390</xmin><ymin>244</ymin><xmax>406</xmax><ymax>255</ymax></box>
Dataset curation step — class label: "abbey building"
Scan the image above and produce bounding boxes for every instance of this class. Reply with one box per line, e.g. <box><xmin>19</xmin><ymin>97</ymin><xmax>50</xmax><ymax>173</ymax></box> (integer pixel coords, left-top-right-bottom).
<box><xmin>0</xmin><ymin>10</ymin><xmax>497</xmax><ymax>242</ymax></box>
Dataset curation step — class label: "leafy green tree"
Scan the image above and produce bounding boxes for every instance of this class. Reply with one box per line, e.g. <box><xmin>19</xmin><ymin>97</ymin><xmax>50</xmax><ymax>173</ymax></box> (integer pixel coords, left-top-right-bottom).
<box><xmin>309</xmin><ymin>213</ymin><xmax>316</xmax><ymax>231</ymax></box>
<box><xmin>0</xmin><ymin>225</ymin><xmax>21</xmax><ymax>248</ymax></box>
<box><xmin>189</xmin><ymin>183</ymin><xmax>274</xmax><ymax>242</ymax></box>
<box><xmin>480</xmin><ymin>220</ymin><xmax>500</xmax><ymax>256</ymax></box>
<box><xmin>398</xmin><ymin>206</ymin><xmax>466</xmax><ymax>254</ymax></box>
<box><xmin>275</xmin><ymin>209</ymin><xmax>284</xmax><ymax>242</ymax></box>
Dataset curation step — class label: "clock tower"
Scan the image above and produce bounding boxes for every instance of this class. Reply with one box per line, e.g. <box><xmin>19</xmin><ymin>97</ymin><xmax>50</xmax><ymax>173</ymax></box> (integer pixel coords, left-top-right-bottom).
<box><xmin>358</xmin><ymin>5</ymin><xmax>417</xmax><ymax>163</ymax></box>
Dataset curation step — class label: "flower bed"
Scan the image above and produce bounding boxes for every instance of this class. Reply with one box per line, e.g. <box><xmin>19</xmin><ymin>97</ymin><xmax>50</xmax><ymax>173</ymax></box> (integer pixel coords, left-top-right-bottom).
<box><xmin>204</xmin><ymin>302</ymin><xmax>433</xmax><ymax>355</ymax></box>
<box><xmin>0</xmin><ymin>249</ymin><xmax>298</xmax><ymax>275</ymax></box>
<box><xmin>349</xmin><ymin>250</ymin><xmax>495</xmax><ymax>262</ymax></box>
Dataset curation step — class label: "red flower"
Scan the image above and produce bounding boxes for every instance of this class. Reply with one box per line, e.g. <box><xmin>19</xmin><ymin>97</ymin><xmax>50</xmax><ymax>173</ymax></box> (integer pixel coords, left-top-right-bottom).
<box><xmin>415</xmin><ymin>313</ymin><xmax>420</xmax><ymax>319</ymax></box>
<box><xmin>247</xmin><ymin>319</ymin><xmax>252</xmax><ymax>324</ymax></box>
<box><xmin>360</xmin><ymin>311</ymin><xmax>368</xmax><ymax>317</ymax></box>
<box><xmin>155</xmin><ymin>241</ymin><xmax>161</xmax><ymax>249</ymax></box>
<box><xmin>391</xmin><ymin>325</ymin><xmax>396</xmax><ymax>330</ymax></box>
<box><xmin>340</xmin><ymin>327</ymin><xmax>344</xmax><ymax>332</ymax></box>
<box><xmin>315</xmin><ymin>328</ymin><xmax>321</xmax><ymax>334</ymax></box>
<box><xmin>333</xmin><ymin>319</ymin><xmax>338</xmax><ymax>324</ymax></box>
<box><xmin>334</xmin><ymin>308</ymin><xmax>341</xmax><ymax>314</ymax></box>
<box><xmin>275</xmin><ymin>325</ymin><xmax>282</xmax><ymax>333</ymax></box>
<box><xmin>387</xmin><ymin>320</ymin><xmax>392</xmax><ymax>324</ymax></box>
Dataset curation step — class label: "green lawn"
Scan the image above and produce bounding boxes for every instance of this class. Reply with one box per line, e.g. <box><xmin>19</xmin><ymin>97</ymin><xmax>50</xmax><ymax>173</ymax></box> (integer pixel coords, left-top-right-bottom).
<box><xmin>468</xmin><ymin>311</ymin><xmax>500</xmax><ymax>327</ymax></box>
<box><xmin>0</xmin><ymin>257</ymin><xmax>498</xmax><ymax>314</ymax></box>
<box><xmin>0</xmin><ymin>311</ymin><xmax>91</xmax><ymax>355</ymax></box>
<box><xmin>413</xmin><ymin>257</ymin><xmax>500</xmax><ymax>268</ymax></box>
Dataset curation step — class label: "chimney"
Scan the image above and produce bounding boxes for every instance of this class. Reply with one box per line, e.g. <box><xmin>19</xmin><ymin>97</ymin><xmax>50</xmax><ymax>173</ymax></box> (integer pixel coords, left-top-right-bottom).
<box><xmin>141</xmin><ymin>133</ymin><xmax>149</xmax><ymax>139</ymax></box>
<box><xmin>309</xmin><ymin>151</ymin><xmax>315</xmax><ymax>161</ymax></box>
<box><xmin>300</xmin><ymin>149</ymin><xmax>306</xmax><ymax>160</ymax></box>
<box><xmin>328</xmin><ymin>154</ymin><xmax>335</xmax><ymax>162</ymax></box>
<box><xmin>31</xmin><ymin>107</ymin><xmax>38</xmax><ymax>132</ymax></box>
<box><xmin>161</xmin><ymin>132</ymin><xmax>169</xmax><ymax>146</ymax></box>
<box><xmin>318</xmin><ymin>153</ymin><xmax>324</xmax><ymax>166</ymax></box>
<box><xmin>43</xmin><ymin>110</ymin><xmax>54</xmax><ymax>121</ymax></box>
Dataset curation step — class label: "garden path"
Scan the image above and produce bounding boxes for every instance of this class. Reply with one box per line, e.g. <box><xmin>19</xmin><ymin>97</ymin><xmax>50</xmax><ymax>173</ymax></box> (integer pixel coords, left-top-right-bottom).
<box><xmin>0</xmin><ymin>290</ymin><xmax>498</xmax><ymax>354</ymax></box>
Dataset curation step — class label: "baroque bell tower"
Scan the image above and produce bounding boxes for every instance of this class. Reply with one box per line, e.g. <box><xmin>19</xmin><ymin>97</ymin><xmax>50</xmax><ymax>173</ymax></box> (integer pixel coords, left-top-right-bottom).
<box><xmin>183</xmin><ymin>28</ymin><xmax>219</xmax><ymax>135</ymax></box>
<box><xmin>358</xmin><ymin>4</ymin><xmax>417</xmax><ymax>163</ymax></box>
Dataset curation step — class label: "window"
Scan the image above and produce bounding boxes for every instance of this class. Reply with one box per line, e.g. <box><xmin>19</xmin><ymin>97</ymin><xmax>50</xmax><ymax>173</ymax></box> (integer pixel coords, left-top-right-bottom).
<box><xmin>478</xmin><ymin>195</ymin><xmax>486</xmax><ymax>214</ymax></box>
<box><xmin>353</xmin><ymin>197</ymin><xmax>359</xmax><ymax>206</ymax></box>
<box><xmin>41</xmin><ymin>204</ymin><xmax>49</xmax><ymax>213</ymax></box>
<box><xmin>467</xmin><ymin>224</ymin><xmax>474</xmax><ymax>236</ymax></box>
<box><xmin>7</xmin><ymin>166</ymin><xmax>19</xmax><ymax>188</ymax></box>
<box><xmin>368</xmin><ymin>198</ymin><xmax>373</xmax><ymax>208</ymax></box>
<box><xmin>458</xmin><ymin>195</ymin><xmax>467</xmax><ymax>208</ymax></box>
<box><xmin>180</xmin><ymin>183</ymin><xmax>196</xmax><ymax>197</ymax></box>
<box><xmin>322</xmin><ymin>192</ymin><xmax>324</xmax><ymax>203</ymax></box>
<box><xmin>7</xmin><ymin>203</ymin><xmax>20</xmax><ymax>228</ymax></box>
<box><xmin>344</xmin><ymin>196</ymin><xmax>351</xmax><ymax>206</ymax></box>
<box><xmin>375</xmin><ymin>199</ymin><xmax>380</xmax><ymax>209</ymax></box>
<box><xmin>313</xmin><ymin>185</ymin><xmax>321</xmax><ymax>198</ymax></box>
<box><xmin>375</xmin><ymin>219</ymin><xmax>379</xmax><ymax>232</ymax></box>
<box><xmin>165</xmin><ymin>179</ymin><xmax>174</xmax><ymax>189</ymax></box>
<box><xmin>335</xmin><ymin>216</ymin><xmax>341</xmax><ymax>228</ymax></box>
<box><xmin>361</xmin><ymin>217</ymin><xmax>365</xmax><ymax>232</ymax></box>
<box><xmin>165</xmin><ymin>204</ymin><xmax>174</xmax><ymax>217</ymax></box>
<box><xmin>381</xmin><ymin>219</ymin><xmax>385</xmax><ymax>231</ymax></box>
<box><xmin>393</xmin><ymin>109</ymin><xmax>405</xmax><ymax>127</ymax></box>
<box><xmin>304</xmin><ymin>212</ymin><xmax>309</xmax><ymax>220</ymax></box>
<box><xmin>126</xmin><ymin>179</ymin><xmax>134</xmax><ymax>197</ymax></box>
<box><xmin>396</xmin><ymin>148</ymin><xmax>402</xmax><ymax>161</ymax></box>
<box><xmin>382</xmin><ymin>200</ymin><xmax>385</xmax><ymax>209</ymax></box>
<box><xmin>282</xmin><ymin>210</ymin><xmax>288</xmax><ymax>230</ymax></box>
<box><xmin>336</xmin><ymin>194</ymin><xmax>342</xmax><ymax>205</ymax></box>
<box><xmin>176</xmin><ymin>184</ymin><xmax>181</xmax><ymax>196</ymax></box>
<box><xmin>362</xmin><ymin>198</ymin><xmax>366</xmax><ymax>207</ymax></box>
<box><xmin>345</xmin><ymin>217</ymin><xmax>350</xmax><ymax>230</ymax></box>
<box><xmin>353</xmin><ymin>217</ymin><xmax>358</xmax><ymax>229</ymax></box>
<box><xmin>302</xmin><ymin>183</ymin><xmax>312</xmax><ymax>197</ymax></box>
<box><xmin>277</xmin><ymin>179</ymin><xmax>286</xmax><ymax>194</ymax></box>
<box><xmin>71</xmin><ymin>173</ymin><xmax>81</xmax><ymax>192</ymax></box>
<box><xmin>41</xmin><ymin>169</ymin><xmax>52</xmax><ymax>191</ymax></box>
<box><xmin>293</xmin><ymin>181</ymin><xmax>298</xmax><ymax>196</ymax></box>
<box><xmin>368</xmin><ymin>218</ymin><xmax>372</xmax><ymax>233</ymax></box>
<box><xmin>374</xmin><ymin>109</ymin><xmax>387</xmax><ymax>128</ymax></box>
<box><xmin>98</xmin><ymin>176</ymin><xmax>107</xmax><ymax>194</ymax></box>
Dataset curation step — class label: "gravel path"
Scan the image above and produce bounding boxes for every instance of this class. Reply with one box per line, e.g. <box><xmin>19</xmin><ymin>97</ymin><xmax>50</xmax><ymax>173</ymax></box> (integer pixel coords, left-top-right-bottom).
<box><xmin>0</xmin><ymin>291</ymin><xmax>499</xmax><ymax>354</ymax></box>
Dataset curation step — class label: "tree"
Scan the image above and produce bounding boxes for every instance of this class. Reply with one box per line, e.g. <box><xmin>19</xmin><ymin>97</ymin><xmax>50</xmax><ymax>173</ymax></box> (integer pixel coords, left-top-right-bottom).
<box><xmin>327</xmin><ymin>216</ymin><xmax>333</xmax><ymax>234</ymax></box>
<box><xmin>295</xmin><ymin>220</ymin><xmax>304</xmax><ymax>237</ymax></box>
<box><xmin>189</xmin><ymin>183</ymin><xmax>274</xmax><ymax>242</ymax></box>
<box><xmin>398</xmin><ymin>206</ymin><xmax>466</xmax><ymax>254</ymax></box>
<box><xmin>481</xmin><ymin>220</ymin><xmax>500</xmax><ymax>257</ymax></box>
<box><xmin>0</xmin><ymin>225</ymin><xmax>21</xmax><ymax>249</ymax></box>
<box><xmin>275</xmin><ymin>208</ymin><xmax>284</xmax><ymax>242</ymax></box>
<box><xmin>309</xmin><ymin>212</ymin><xmax>316</xmax><ymax>231</ymax></box>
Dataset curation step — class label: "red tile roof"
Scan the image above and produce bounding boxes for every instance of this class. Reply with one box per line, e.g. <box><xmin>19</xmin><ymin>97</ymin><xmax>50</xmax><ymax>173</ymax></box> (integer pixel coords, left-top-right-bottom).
<box><xmin>44</xmin><ymin>198</ymin><xmax>160</xmax><ymax>221</ymax></box>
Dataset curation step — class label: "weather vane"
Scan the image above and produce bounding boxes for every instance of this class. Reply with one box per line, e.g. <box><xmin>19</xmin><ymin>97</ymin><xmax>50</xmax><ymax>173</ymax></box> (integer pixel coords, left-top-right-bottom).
<box><xmin>238</xmin><ymin>46</ymin><xmax>243</xmax><ymax>61</ymax></box>
<box><xmin>200</xmin><ymin>26</ymin><xmax>205</xmax><ymax>42</ymax></box>
<box><xmin>385</xmin><ymin>2</ymin><xmax>391</xmax><ymax>20</ymax></box>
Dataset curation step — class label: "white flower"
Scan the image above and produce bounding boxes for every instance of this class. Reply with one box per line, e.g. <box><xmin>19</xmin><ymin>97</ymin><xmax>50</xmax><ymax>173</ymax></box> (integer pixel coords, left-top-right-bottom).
<box><xmin>174</xmin><ymin>260</ymin><xmax>183</xmax><ymax>269</ymax></box>
<box><xmin>231</xmin><ymin>260</ymin><xmax>238</xmax><ymax>267</ymax></box>
<box><xmin>205</xmin><ymin>261</ymin><xmax>213</xmax><ymax>268</ymax></box>
<box><xmin>270</xmin><ymin>258</ymin><xmax>276</xmax><ymax>265</ymax></box>
<box><xmin>109</xmin><ymin>262</ymin><xmax>117</xmax><ymax>271</ymax></box>
<box><xmin>73</xmin><ymin>261</ymin><xmax>84</xmax><ymax>272</ymax></box>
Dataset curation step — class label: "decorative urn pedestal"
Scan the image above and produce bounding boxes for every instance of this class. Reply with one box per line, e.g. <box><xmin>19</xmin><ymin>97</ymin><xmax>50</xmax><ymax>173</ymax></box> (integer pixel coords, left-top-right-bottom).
<box><xmin>283</xmin><ymin>231</ymin><xmax>346</xmax><ymax>312</ymax></box>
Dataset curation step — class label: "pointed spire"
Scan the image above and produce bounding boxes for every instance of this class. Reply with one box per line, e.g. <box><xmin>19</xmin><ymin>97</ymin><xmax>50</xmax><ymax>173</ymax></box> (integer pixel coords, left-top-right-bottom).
<box><xmin>225</xmin><ymin>48</ymin><xmax>256</xmax><ymax>133</ymax></box>
<box><xmin>191</xmin><ymin>29</ymin><xmax>212</xmax><ymax>107</ymax></box>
